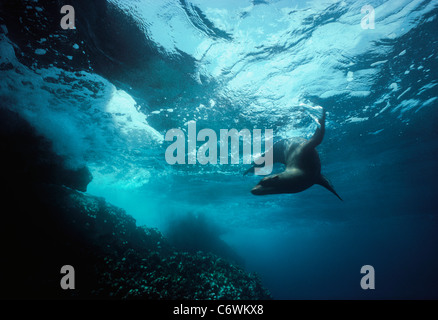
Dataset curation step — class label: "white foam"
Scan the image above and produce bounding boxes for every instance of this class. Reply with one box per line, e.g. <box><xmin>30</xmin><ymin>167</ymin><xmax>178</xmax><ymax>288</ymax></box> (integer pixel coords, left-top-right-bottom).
<box><xmin>370</xmin><ymin>60</ymin><xmax>388</xmax><ymax>67</ymax></box>
<box><xmin>0</xmin><ymin>35</ymin><xmax>162</xmax><ymax>185</ymax></box>
<box><xmin>389</xmin><ymin>82</ymin><xmax>399</xmax><ymax>91</ymax></box>
<box><xmin>346</xmin><ymin>116</ymin><xmax>369</xmax><ymax>123</ymax></box>
<box><xmin>397</xmin><ymin>87</ymin><xmax>411</xmax><ymax>100</ymax></box>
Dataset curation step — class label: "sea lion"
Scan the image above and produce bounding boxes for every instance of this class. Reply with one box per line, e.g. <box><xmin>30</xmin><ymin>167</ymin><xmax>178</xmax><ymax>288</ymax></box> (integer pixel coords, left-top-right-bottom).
<box><xmin>245</xmin><ymin>107</ymin><xmax>342</xmax><ymax>201</ymax></box>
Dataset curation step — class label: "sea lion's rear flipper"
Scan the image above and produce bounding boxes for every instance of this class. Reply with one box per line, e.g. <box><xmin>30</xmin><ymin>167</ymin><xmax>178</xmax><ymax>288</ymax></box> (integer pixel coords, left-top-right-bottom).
<box><xmin>317</xmin><ymin>174</ymin><xmax>343</xmax><ymax>201</ymax></box>
<box><xmin>304</xmin><ymin>108</ymin><xmax>326</xmax><ymax>151</ymax></box>
<box><xmin>244</xmin><ymin>140</ymin><xmax>287</xmax><ymax>175</ymax></box>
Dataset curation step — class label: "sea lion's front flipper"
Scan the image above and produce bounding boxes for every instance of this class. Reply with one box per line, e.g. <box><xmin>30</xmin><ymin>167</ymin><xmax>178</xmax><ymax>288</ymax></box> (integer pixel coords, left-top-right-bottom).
<box><xmin>317</xmin><ymin>174</ymin><xmax>343</xmax><ymax>201</ymax></box>
<box><xmin>244</xmin><ymin>140</ymin><xmax>287</xmax><ymax>175</ymax></box>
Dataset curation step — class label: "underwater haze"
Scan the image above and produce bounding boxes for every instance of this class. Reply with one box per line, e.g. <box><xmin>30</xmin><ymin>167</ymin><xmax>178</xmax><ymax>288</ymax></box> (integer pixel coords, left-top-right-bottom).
<box><xmin>1</xmin><ymin>0</ymin><xmax>438</xmax><ymax>299</ymax></box>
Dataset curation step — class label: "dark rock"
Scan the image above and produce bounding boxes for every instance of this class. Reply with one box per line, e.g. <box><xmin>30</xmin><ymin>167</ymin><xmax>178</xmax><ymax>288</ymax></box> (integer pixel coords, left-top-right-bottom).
<box><xmin>0</xmin><ymin>107</ymin><xmax>92</xmax><ymax>191</ymax></box>
<box><xmin>165</xmin><ymin>212</ymin><xmax>245</xmax><ymax>267</ymax></box>
<box><xmin>0</xmin><ymin>108</ymin><xmax>271</xmax><ymax>300</ymax></box>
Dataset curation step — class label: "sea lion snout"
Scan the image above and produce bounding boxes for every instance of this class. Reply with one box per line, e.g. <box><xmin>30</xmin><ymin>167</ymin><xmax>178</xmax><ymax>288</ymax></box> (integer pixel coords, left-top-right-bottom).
<box><xmin>250</xmin><ymin>184</ymin><xmax>264</xmax><ymax>195</ymax></box>
<box><xmin>250</xmin><ymin>175</ymin><xmax>279</xmax><ymax>195</ymax></box>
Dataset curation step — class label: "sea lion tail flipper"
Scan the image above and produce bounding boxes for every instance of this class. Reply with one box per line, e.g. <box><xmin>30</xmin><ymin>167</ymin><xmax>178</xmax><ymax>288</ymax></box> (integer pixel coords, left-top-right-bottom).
<box><xmin>305</xmin><ymin>108</ymin><xmax>326</xmax><ymax>150</ymax></box>
<box><xmin>317</xmin><ymin>174</ymin><xmax>343</xmax><ymax>201</ymax></box>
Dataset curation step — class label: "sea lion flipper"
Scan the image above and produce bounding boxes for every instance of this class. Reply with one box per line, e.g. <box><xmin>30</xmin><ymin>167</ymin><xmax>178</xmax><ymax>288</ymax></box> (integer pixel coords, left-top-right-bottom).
<box><xmin>317</xmin><ymin>174</ymin><xmax>343</xmax><ymax>201</ymax></box>
<box><xmin>243</xmin><ymin>140</ymin><xmax>287</xmax><ymax>175</ymax></box>
<box><xmin>304</xmin><ymin>108</ymin><xmax>326</xmax><ymax>150</ymax></box>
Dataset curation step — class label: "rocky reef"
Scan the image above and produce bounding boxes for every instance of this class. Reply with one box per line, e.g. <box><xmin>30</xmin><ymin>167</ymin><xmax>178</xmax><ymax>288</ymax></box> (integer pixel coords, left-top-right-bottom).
<box><xmin>165</xmin><ymin>212</ymin><xmax>246</xmax><ymax>267</ymax></box>
<box><xmin>0</xmin><ymin>108</ymin><xmax>271</xmax><ymax>300</ymax></box>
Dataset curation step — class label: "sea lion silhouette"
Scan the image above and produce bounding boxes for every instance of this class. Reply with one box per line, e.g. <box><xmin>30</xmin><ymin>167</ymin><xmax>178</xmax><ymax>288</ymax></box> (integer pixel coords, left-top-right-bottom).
<box><xmin>245</xmin><ymin>107</ymin><xmax>342</xmax><ymax>201</ymax></box>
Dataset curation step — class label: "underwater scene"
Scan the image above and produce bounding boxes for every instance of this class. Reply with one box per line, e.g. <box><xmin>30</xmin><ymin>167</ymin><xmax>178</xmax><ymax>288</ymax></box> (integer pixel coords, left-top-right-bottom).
<box><xmin>0</xmin><ymin>0</ymin><xmax>437</xmax><ymax>300</ymax></box>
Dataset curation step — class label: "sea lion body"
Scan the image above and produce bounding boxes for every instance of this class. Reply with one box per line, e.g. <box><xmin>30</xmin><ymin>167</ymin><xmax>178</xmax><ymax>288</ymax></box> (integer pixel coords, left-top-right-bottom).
<box><xmin>247</xmin><ymin>108</ymin><xmax>342</xmax><ymax>201</ymax></box>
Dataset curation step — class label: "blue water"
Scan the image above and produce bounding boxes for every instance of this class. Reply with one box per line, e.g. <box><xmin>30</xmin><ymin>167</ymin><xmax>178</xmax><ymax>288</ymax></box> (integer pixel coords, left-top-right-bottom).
<box><xmin>1</xmin><ymin>0</ymin><xmax>437</xmax><ymax>299</ymax></box>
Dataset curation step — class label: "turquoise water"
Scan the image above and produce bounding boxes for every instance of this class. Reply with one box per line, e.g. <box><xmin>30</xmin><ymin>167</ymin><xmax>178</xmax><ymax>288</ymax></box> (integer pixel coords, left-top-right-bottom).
<box><xmin>1</xmin><ymin>0</ymin><xmax>437</xmax><ymax>299</ymax></box>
